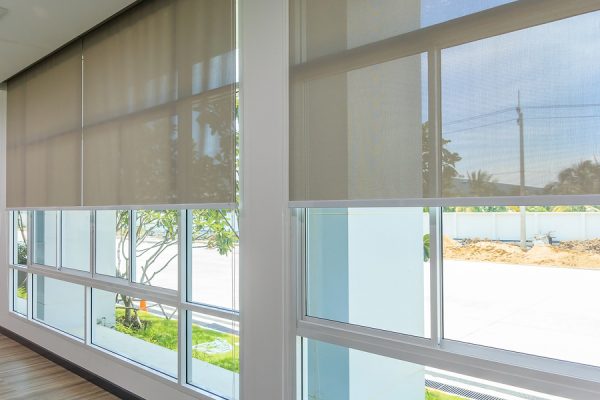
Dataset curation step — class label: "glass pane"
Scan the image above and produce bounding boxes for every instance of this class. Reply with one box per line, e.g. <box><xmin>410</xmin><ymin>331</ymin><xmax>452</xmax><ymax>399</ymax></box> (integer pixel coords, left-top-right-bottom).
<box><xmin>190</xmin><ymin>209</ymin><xmax>239</xmax><ymax>310</ymax></box>
<box><xmin>61</xmin><ymin>211</ymin><xmax>90</xmax><ymax>271</ymax></box>
<box><xmin>302</xmin><ymin>338</ymin><xmax>567</xmax><ymax>400</ymax></box>
<box><xmin>33</xmin><ymin>275</ymin><xmax>84</xmax><ymax>338</ymax></box>
<box><xmin>12</xmin><ymin>269</ymin><xmax>27</xmax><ymax>316</ymax></box>
<box><xmin>188</xmin><ymin>312</ymin><xmax>239</xmax><ymax>400</ymax></box>
<box><xmin>306</xmin><ymin>208</ymin><xmax>430</xmax><ymax>337</ymax></box>
<box><xmin>13</xmin><ymin>211</ymin><xmax>28</xmax><ymax>265</ymax></box>
<box><xmin>292</xmin><ymin>1</ymin><xmax>515</xmax><ymax>63</ymax></box>
<box><xmin>134</xmin><ymin>210</ymin><xmax>178</xmax><ymax>290</ymax></box>
<box><xmin>443</xmin><ymin>206</ymin><xmax>600</xmax><ymax>366</ymax></box>
<box><xmin>441</xmin><ymin>11</ymin><xmax>600</xmax><ymax>197</ymax></box>
<box><xmin>91</xmin><ymin>289</ymin><xmax>178</xmax><ymax>377</ymax></box>
<box><xmin>96</xmin><ymin>210</ymin><xmax>129</xmax><ymax>279</ymax></box>
<box><xmin>291</xmin><ymin>54</ymin><xmax>428</xmax><ymax>201</ymax></box>
<box><xmin>33</xmin><ymin>211</ymin><xmax>58</xmax><ymax>266</ymax></box>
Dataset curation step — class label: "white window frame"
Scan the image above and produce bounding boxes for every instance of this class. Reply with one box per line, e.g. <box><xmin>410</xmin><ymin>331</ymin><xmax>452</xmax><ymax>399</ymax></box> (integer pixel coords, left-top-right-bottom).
<box><xmin>7</xmin><ymin>207</ymin><xmax>240</xmax><ymax>400</ymax></box>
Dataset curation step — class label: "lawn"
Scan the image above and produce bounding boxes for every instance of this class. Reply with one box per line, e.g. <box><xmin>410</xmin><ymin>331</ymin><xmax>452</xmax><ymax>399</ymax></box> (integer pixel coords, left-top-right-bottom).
<box><xmin>426</xmin><ymin>389</ymin><xmax>466</xmax><ymax>400</ymax></box>
<box><xmin>114</xmin><ymin>308</ymin><xmax>239</xmax><ymax>373</ymax></box>
<box><xmin>113</xmin><ymin>309</ymin><xmax>464</xmax><ymax>397</ymax></box>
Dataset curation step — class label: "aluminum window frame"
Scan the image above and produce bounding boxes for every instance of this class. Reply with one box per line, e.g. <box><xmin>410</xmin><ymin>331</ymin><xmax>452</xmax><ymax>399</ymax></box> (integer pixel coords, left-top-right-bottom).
<box><xmin>291</xmin><ymin>1</ymin><xmax>600</xmax><ymax>399</ymax></box>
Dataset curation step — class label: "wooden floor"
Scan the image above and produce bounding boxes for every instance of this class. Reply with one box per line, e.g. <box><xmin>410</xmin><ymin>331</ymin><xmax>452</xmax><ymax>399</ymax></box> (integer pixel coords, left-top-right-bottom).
<box><xmin>0</xmin><ymin>334</ymin><xmax>118</xmax><ymax>400</ymax></box>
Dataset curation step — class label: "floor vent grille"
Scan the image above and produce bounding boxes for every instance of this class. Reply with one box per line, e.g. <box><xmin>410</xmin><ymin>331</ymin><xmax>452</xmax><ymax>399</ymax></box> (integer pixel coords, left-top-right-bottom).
<box><xmin>426</xmin><ymin>379</ymin><xmax>506</xmax><ymax>400</ymax></box>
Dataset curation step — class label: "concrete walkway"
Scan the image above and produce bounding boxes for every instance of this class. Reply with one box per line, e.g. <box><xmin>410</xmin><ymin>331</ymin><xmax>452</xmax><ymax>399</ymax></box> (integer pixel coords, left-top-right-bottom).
<box><xmin>443</xmin><ymin>259</ymin><xmax>600</xmax><ymax>366</ymax></box>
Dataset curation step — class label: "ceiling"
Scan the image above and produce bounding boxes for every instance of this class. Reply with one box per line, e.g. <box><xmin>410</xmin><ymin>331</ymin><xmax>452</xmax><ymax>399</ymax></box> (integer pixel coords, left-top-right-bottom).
<box><xmin>0</xmin><ymin>0</ymin><xmax>136</xmax><ymax>82</ymax></box>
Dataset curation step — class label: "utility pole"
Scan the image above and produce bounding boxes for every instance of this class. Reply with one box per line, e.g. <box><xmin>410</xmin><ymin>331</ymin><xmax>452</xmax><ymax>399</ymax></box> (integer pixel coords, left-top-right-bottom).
<box><xmin>517</xmin><ymin>91</ymin><xmax>526</xmax><ymax>250</ymax></box>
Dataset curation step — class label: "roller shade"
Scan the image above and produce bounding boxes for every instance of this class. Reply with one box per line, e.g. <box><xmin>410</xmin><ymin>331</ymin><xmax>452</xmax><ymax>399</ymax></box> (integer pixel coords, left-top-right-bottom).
<box><xmin>7</xmin><ymin>43</ymin><xmax>82</xmax><ymax>208</ymax></box>
<box><xmin>289</xmin><ymin>1</ymin><xmax>428</xmax><ymax>202</ymax></box>
<box><xmin>289</xmin><ymin>1</ymin><xmax>600</xmax><ymax>203</ymax></box>
<box><xmin>83</xmin><ymin>0</ymin><xmax>235</xmax><ymax>206</ymax></box>
<box><xmin>6</xmin><ymin>0</ymin><xmax>236</xmax><ymax>208</ymax></box>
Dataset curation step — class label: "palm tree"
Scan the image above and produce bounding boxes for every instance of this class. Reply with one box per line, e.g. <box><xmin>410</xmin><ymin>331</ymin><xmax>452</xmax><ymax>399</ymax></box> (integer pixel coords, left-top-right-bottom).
<box><xmin>466</xmin><ymin>170</ymin><xmax>498</xmax><ymax>196</ymax></box>
<box><xmin>544</xmin><ymin>160</ymin><xmax>600</xmax><ymax>194</ymax></box>
<box><xmin>422</xmin><ymin>121</ymin><xmax>462</xmax><ymax>196</ymax></box>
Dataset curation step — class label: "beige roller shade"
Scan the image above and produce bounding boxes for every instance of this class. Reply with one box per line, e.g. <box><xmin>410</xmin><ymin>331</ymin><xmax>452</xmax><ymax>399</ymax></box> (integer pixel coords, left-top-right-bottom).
<box><xmin>290</xmin><ymin>0</ymin><xmax>427</xmax><ymax>201</ymax></box>
<box><xmin>7</xmin><ymin>42</ymin><xmax>82</xmax><ymax>208</ymax></box>
<box><xmin>82</xmin><ymin>0</ymin><xmax>235</xmax><ymax>206</ymax></box>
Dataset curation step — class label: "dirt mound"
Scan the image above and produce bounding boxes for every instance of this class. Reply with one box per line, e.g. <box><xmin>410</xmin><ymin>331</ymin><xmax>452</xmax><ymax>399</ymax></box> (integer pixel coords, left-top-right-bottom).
<box><xmin>558</xmin><ymin>239</ymin><xmax>600</xmax><ymax>254</ymax></box>
<box><xmin>443</xmin><ymin>238</ymin><xmax>600</xmax><ymax>269</ymax></box>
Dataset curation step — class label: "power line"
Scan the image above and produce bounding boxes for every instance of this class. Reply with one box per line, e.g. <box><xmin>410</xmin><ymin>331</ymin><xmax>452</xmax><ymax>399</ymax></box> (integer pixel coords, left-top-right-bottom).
<box><xmin>443</xmin><ymin>118</ymin><xmax>516</xmax><ymax>135</ymax></box>
<box><xmin>443</xmin><ymin>107</ymin><xmax>514</xmax><ymax>126</ymax></box>
<box><xmin>443</xmin><ymin>103</ymin><xmax>600</xmax><ymax>127</ymax></box>
<box><xmin>526</xmin><ymin>115</ymin><xmax>600</xmax><ymax>120</ymax></box>
<box><xmin>523</xmin><ymin>103</ymin><xmax>600</xmax><ymax>110</ymax></box>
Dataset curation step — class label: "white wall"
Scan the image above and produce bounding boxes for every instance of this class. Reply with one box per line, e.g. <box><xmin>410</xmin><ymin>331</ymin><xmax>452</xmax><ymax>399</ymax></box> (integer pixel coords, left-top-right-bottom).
<box><xmin>437</xmin><ymin>212</ymin><xmax>600</xmax><ymax>241</ymax></box>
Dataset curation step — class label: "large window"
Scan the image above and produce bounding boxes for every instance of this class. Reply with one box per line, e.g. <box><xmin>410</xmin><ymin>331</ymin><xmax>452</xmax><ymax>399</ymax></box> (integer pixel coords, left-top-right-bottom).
<box><xmin>8</xmin><ymin>208</ymin><xmax>240</xmax><ymax>400</ymax></box>
<box><xmin>291</xmin><ymin>1</ymin><xmax>600</xmax><ymax>399</ymax></box>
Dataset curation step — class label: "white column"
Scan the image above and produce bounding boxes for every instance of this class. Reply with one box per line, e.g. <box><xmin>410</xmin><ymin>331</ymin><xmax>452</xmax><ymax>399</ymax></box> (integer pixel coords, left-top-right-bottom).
<box><xmin>239</xmin><ymin>0</ymin><xmax>289</xmax><ymax>399</ymax></box>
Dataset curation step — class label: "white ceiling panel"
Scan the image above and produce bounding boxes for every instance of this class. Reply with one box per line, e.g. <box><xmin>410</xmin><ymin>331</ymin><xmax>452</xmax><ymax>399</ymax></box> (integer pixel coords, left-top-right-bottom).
<box><xmin>0</xmin><ymin>0</ymin><xmax>136</xmax><ymax>82</ymax></box>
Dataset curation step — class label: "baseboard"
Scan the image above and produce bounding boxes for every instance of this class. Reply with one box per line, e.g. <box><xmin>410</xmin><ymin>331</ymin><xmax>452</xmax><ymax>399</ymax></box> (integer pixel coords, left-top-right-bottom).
<box><xmin>0</xmin><ymin>325</ymin><xmax>145</xmax><ymax>400</ymax></box>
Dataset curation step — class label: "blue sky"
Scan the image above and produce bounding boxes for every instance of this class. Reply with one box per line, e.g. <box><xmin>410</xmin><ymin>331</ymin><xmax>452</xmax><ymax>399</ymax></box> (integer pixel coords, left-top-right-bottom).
<box><xmin>433</xmin><ymin>6</ymin><xmax>600</xmax><ymax>189</ymax></box>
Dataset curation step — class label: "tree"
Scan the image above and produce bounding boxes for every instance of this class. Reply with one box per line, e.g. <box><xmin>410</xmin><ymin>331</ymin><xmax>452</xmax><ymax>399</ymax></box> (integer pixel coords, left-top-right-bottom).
<box><xmin>422</xmin><ymin>121</ymin><xmax>462</xmax><ymax>196</ymax></box>
<box><xmin>544</xmin><ymin>159</ymin><xmax>600</xmax><ymax>194</ymax></box>
<box><xmin>466</xmin><ymin>169</ymin><xmax>499</xmax><ymax>196</ymax></box>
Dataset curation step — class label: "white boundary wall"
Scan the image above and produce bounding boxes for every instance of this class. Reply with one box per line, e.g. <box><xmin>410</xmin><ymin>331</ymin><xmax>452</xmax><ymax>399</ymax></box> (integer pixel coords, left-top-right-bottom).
<box><xmin>430</xmin><ymin>212</ymin><xmax>600</xmax><ymax>241</ymax></box>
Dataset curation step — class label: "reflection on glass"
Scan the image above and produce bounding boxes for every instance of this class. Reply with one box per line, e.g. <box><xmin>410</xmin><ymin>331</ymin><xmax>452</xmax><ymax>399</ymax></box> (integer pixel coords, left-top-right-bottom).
<box><xmin>33</xmin><ymin>275</ymin><xmax>84</xmax><ymax>338</ymax></box>
<box><xmin>91</xmin><ymin>289</ymin><xmax>178</xmax><ymax>377</ymax></box>
<box><xmin>14</xmin><ymin>211</ymin><xmax>28</xmax><ymax>265</ymax></box>
<box><xmin>302</xmin><ymin>339</ymin><xmax>566</xmax><ymax>400</ymax></box>
<box><xmin>306</xmin><ymin>208</ymin><xmax>430</xmax><ymax>337</ymax></box>
<box><xmin>188</xmin><ymin>312</ymin><xmax>239</xmax><ymax>400</ymax></box>
<box><xmin>61</xmin><ymin>211</ymin><xmax>91</xmax><ymax>271</ymax></box>
<box><xmin>33</xmin><ymin>211</ymin><xmax>58</xmax><ymax>267</ymax></box>
<box><xmin>190</xmin><ymin>209</ymin><xmax>239</xmax><ymax>310</ymax></box>
<box><xmin>12</xmin><ymin>269</ymin><xmax>27</xmax><ymax>316</ymax></box>
<box><xmin>96</xmin><ymin>210</ymin><xmax>129</xmax><ymax>279</ymax></box>
<box><xmin>134</xmin><ymin>210</ymin><xmax>178</xmax><ymax>290</ymax></box>
<box><xmin>443</xmin><ymin>206</ymin><xmax>600</xmax><ymax>366</ymax></box>
<box><xmin>441</xmin><ymin>11</ymin><xmax>600</xmax><ymax>197</ymax></box>
<box><xmin>293</xmin><ymin>1</ymin><xmax>516</xmax><ymax>62</ymax></box>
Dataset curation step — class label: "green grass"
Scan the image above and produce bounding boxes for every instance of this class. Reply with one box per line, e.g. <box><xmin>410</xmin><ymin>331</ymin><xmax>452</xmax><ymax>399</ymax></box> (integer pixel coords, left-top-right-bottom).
<box><xmin>426</xmin><ymin>388</ymin><xmax>467</xmax><ymax>400</ymax></box>
<box><xmin>114</xmin><ymin>309</ymin><xmax>239</xmax><ymax>373</ymax></box>
<box><xmin>16</xmin><ymin>285</ymin><xmax>27</xmax><ymax>300</ymax></box>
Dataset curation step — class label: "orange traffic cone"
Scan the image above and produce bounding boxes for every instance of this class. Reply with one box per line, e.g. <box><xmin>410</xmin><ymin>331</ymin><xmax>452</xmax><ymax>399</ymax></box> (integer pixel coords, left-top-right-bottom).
<box><xmin>140</xmin><ymin>299</ymin><xmax>148</xmax><ymax>312</ymax></box>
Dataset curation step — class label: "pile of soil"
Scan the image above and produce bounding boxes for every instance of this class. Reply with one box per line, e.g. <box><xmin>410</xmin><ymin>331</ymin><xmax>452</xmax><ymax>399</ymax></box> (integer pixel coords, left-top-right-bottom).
<box><xmin>558</xmin><ymin>239</ymin><xmax>600</xmax><ymax>254</ymax></box>
<box><xmin>443</xmin><ymin>236</ymin><xmax>600</xmax><ymax>269</ymax></box>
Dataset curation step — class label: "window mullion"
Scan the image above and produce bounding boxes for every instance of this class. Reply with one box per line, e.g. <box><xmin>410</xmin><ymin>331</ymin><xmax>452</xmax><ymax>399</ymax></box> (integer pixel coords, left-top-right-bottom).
<box><xmin>129</xmin><ymin>210</ymin><xmax>136</xmax><ymax>283</ymax></box>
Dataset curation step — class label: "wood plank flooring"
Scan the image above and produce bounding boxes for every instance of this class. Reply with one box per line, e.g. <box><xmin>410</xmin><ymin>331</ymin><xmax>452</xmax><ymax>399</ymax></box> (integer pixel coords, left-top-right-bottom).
<box><xmin>0</xmin><ymin>333</ymin><xmax>118</xmax><ymax>400</ymax></box>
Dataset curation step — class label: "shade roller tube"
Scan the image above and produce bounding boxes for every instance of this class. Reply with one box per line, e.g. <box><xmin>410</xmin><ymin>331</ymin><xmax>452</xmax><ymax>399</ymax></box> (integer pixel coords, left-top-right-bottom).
<box><xmin>7</xmin><ymin>42</ymin><xmax>82</xmax><ymax>208</ymax></box>
<box><xmin>82</xmin><ymin>0</ymin><xmax>236</xmax><ymax>206</ymax></box>
<box><xmin>290</xmin><ymin>1</ymin><xmax>600</xmax><ymax>205</ymax></box>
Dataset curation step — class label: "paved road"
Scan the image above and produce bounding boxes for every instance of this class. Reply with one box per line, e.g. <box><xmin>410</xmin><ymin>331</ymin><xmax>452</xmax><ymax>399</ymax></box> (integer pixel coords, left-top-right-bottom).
<box><xmin>443</xmin><ymin>259</ymin><xmax>600</xmax><ymax>366</ymax></box>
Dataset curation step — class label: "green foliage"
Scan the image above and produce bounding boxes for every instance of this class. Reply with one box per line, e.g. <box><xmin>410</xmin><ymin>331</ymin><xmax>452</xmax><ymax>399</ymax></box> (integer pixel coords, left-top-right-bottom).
<box><xmin>545</xmin><ymin>160</ymin><xmax>600</xmax><ymax>194</ymax></box>
<box><xmin>425</xmin><ymin>389</ymin><xmax>467</xmax><ymax>400</ymax></box>
<box><xmin>466</xmin><ymin>170</ymin><xmax>499</xmax><ymax>196</ymax></box>
<box><xmin>423</xmin><ymin>233</ymin><xmax>430</xmax><ymax>262</ymax></box>
<box><xmin>422</xmin><ymin>121</ymin><xmax>462</xmax><ymax>196</ymax></box>
<box><xmin>16</xmin><ymin>285</ymin><xmax>27</xmax><ymax>300</ymax></box>
<box><xmin>114</xmin><ymin>309</ymin><xmax>239</xmax><ymax>373</ymax></box>
<box><xmin>17</xmin><ymin>242</ymin><xmax>27</xmax><ymax>265</ymax></box>
<box><xmin>191</xmin><ymin>209</ymin><xmax>239</xmax><ymax>256</ymax></box>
